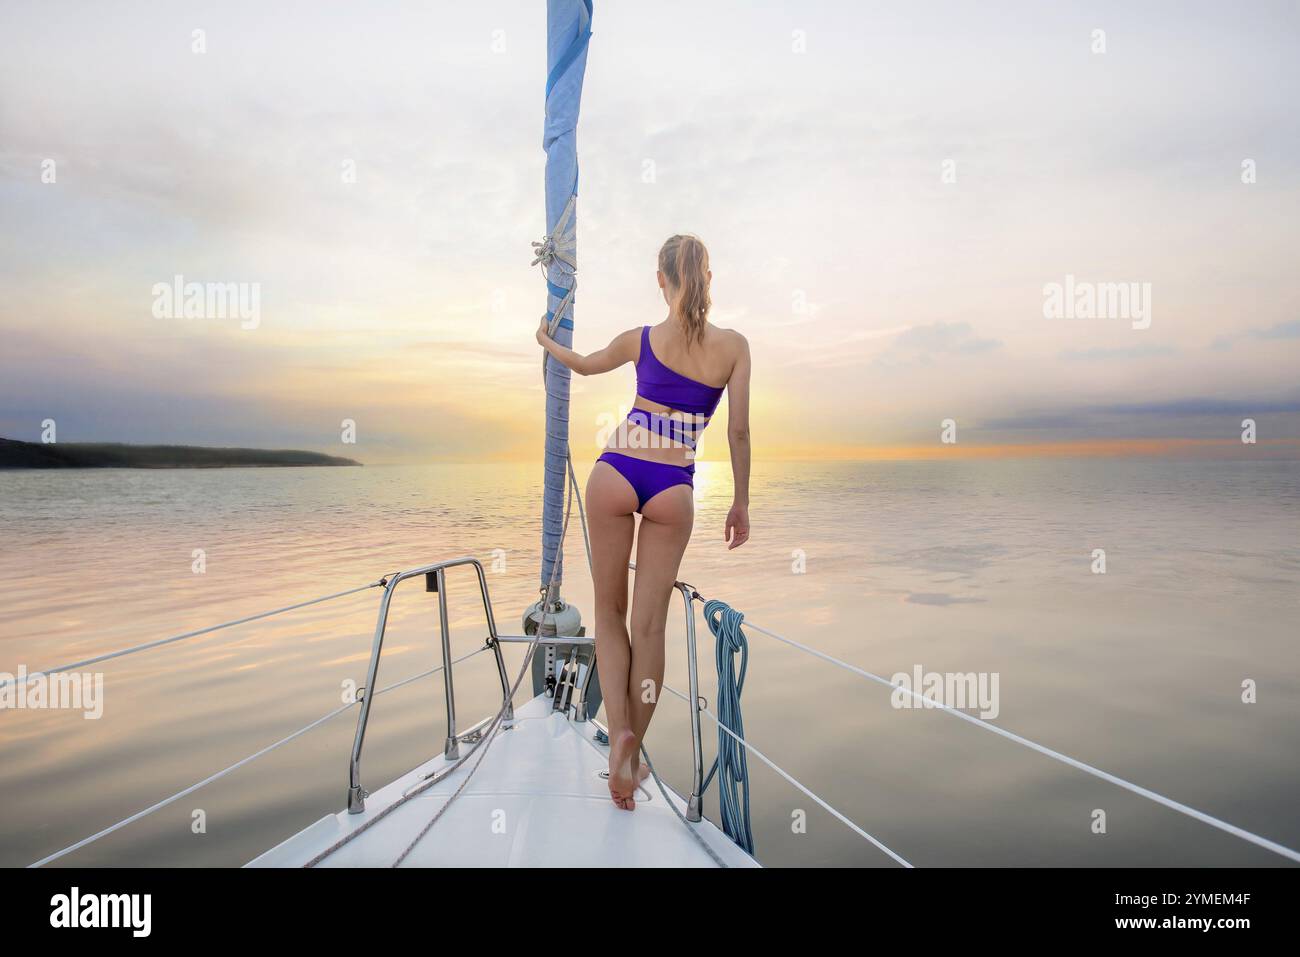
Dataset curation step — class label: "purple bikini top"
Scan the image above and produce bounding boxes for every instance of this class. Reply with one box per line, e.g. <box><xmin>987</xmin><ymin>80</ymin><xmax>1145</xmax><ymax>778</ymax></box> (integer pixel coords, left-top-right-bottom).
<box><xmin>634</xmin><ymin>325</ymin><xmax>725</xmax><ymax>417</ymax></box>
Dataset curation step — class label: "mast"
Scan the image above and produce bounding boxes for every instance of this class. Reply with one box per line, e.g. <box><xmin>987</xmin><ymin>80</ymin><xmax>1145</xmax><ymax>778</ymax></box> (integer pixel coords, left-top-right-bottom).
<box><xmin>534</xmin><ymin>0</ymin><xmax>592</xmax><ymax>629</ymax></box>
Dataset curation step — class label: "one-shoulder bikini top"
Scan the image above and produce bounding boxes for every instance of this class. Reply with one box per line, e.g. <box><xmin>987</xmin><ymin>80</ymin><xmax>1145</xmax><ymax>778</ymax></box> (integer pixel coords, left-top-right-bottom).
<box><xmin>634</xmin><ymin>325</ymin><xmax>726</xmax><ymax>417</ymax></box>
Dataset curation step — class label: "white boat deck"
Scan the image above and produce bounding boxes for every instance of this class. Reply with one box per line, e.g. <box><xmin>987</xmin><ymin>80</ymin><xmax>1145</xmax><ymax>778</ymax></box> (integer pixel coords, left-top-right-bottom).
<box><xmin>248</xmin><ymin>693</ymin><xmax>759</xmax><ymax>868</ymax></box>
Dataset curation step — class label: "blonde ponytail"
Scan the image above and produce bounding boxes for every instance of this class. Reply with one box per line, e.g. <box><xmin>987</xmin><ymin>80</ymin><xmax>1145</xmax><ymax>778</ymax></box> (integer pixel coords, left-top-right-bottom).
<box><xmin>658</xmin><ymin>234</ymin><xmax>711</xmax><ymax>346</ymax></box>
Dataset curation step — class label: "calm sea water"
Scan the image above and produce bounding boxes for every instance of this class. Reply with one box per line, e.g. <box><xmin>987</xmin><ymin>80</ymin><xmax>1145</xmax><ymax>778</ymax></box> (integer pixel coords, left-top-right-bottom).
<box><xmin>1</xmin><ymin>459</ymin><xmax>1297</xmax><ymax>867</ymax></box>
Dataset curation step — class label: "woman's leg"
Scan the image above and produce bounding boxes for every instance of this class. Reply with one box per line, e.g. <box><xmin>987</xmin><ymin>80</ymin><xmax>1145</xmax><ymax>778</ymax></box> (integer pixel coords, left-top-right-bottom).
<box><xmin>627</xmin><ymin>484</ymin><xmax>695</xmax><ymax>777</ymax></box>
<box><xmin>585</xmin><ymin>461</ymin><xmax>638</xmax><ymax>809</ymax></box>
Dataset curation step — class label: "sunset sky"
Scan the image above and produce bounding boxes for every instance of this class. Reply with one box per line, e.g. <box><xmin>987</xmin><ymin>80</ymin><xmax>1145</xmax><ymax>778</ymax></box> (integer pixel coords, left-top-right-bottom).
<box><xmin>1</xmin><ymin>0</ymin><xmax>1297</xmax><ymax>463</ymax></box>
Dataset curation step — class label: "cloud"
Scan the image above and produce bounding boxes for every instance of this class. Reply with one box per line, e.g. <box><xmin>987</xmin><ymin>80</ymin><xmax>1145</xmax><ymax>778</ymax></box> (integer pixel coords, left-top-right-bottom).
<box><xmin>1208</xmin><ymin>319</ymin><xmax>1300</xmax><ymax>351</ymax></box>
<box><xmin>979</xmin><ymin>412</ymin><xmax>1090</xmax><ymax>431</ymax></box>
<box><xmin>977</xmin><ymin>396</ymin><xmax>1300</xmax><ymax>443</ymax></box>
<box><xmin>1100</xmin><ymin>397</ymin><xmax>1300</xmax><ymax>416</ymax></box>
<box><xmin>871</xmin><ymin>320</ymin><xmax>1001</xmax><ymax>369</ymax></box>
<box><xmin>1252</xmin><ymin>320</ymin><xmax>1300</xmax><ymax>340</ymax></box>
<box><xmin>1060</xmin><ymin>344</ymin><xmax>1177</xmax><ymax>361</ymax></box>
<box><xmin>893</xmin><ymin>321</ymin><xmax>1001</xmax><ymax>355</ymax></box>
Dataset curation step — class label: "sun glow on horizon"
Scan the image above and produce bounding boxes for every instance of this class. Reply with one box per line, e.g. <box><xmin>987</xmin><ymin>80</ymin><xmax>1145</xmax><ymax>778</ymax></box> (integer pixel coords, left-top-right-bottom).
<box><xmin>1</xmin><ymin>2</ymin><xmax>1297</xmax><ymax>459</ymax></box>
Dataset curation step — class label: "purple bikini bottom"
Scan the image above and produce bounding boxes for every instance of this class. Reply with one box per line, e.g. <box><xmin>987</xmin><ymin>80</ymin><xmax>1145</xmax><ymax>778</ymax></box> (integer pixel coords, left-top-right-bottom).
<box><xmin>596</xmin><ymin>451</ymin><xmax>695</xmax><ymax>513</ymax></box>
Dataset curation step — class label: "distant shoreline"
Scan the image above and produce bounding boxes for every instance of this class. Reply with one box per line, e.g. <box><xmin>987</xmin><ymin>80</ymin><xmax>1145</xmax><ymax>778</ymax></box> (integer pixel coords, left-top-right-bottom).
<box><xmin>0</xmin><ymin>437</ymin><xmax>361</xmax><ymax>469</ymax></box>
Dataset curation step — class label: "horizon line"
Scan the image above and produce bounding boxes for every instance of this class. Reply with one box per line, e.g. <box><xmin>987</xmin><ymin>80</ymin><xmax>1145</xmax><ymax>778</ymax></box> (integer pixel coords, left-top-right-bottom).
<box><xmin>6</xmin><ymin>435</ymin><xmax>1298</xmax><ymax>466</ymax></box>
<box><xmin>359</xmin><ymin>437</ymin><xmax>1300</xmax><ymax>466</ymax></box>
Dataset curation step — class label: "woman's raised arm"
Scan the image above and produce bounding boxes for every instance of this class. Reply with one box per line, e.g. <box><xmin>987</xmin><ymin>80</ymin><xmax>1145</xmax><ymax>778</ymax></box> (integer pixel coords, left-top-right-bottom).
<box><xmin>537</xmin><ymin>322</ymin><xmax>640</xmax><ymax>376</ymax></box>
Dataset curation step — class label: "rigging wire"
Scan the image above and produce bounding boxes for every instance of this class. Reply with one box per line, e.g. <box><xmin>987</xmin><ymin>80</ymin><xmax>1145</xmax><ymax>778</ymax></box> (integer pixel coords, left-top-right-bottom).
<box><xmin>2</xmin><ymin>580</ymin><xmax>385</xmax><ymax>691</ymax></box>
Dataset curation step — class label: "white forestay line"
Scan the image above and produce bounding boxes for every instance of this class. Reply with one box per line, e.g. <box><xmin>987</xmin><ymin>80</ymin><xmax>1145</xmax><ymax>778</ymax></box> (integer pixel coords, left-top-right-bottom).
<box><xmin>563</xmin><ymin>455</ymin><xmax>724</xmax><ymax>867</ymax></box>
<box><xmin>661</xmin><ymin>683</ymin><xmax>913</xmax><ymax>868</ymax></box>
<box><xmin>27</xmin><ymin>647</ymin><xmax>488</xmax><ymax>868</ymax></box>
<box><xmin>387</xmin><ymin>443</ymin><xmax>584</xmax><ymax>868</ymax></box>
<box><xmin>740</xmin><ymin>619</ymin><xmax>1300</xmax><ymax>865</ymax></box>
<box><xmin>638</xmin><ymin>742</ymin><xmax>730</xmax><ymax>868</ymax></box>
<box><xmin>3</xmin><ymin>580</ymin><xmax>386</xmax><ymax>690</ymax></box>
<box><xmin>388</xmin><ymin>637</ymin><xmax>541</xmax><ymax>868</ymax></box>
<box><xmin>571</xmin><ymin>721</ymin><xmax>728</xmax><ymax>867</ymax></box>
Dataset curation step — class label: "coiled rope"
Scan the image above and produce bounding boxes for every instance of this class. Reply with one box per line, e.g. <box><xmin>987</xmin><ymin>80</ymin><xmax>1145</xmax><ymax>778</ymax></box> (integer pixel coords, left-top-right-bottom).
<box><xmin>700</xmin><ymin>599</ymin><xmax>754</xmax><ymax>854</ymax></box>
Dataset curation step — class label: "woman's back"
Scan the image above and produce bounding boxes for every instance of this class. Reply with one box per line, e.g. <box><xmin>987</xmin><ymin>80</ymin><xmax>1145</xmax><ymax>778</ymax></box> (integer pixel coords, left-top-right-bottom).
<box><xmin>641</xmin><ymin>321</ymin><xmax>737</xmax><ymax>393</ymax></box>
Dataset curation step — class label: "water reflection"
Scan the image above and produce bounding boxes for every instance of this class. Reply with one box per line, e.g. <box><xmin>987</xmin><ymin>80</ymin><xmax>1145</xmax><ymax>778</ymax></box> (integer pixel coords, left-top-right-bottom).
<box><xmin>1</xmin><ymin>459</ymin><xmax>1297</xmax><ymax>866</ymax></box>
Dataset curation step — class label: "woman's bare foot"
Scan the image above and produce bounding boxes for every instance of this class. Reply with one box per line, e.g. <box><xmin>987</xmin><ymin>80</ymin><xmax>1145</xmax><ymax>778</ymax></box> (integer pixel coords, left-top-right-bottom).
<box><xmin>608</xmin><ymin>729</ymin><xmax>638</xmax><ymax>811</ymax></box>
<box><xmin>631</xmin><ymin>751</ymin><xmax>651</xmax><ymax>784</ymax></box>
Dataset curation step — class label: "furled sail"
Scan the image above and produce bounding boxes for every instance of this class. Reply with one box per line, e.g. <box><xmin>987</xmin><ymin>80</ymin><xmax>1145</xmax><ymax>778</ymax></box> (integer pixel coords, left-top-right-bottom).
<box><xmin>537</xmin><ymin>0</ymin><xmax>593</xmax><ymax>602</ymax></box>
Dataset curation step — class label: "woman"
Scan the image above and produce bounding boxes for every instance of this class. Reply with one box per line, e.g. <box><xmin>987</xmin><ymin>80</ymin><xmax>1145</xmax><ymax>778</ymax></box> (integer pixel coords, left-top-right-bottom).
<box><xmin>536</xmin><ymin>233</ymin><xmax>751</xmax><ymax>811</ymax></box>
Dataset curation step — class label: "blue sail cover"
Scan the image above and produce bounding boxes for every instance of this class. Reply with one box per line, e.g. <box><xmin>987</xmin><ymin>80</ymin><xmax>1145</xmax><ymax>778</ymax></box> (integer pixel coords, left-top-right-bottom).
<box><xmin>540</xmin><ymin>0</ymin><xmax>593</xmax><ymax>594</ymax></box>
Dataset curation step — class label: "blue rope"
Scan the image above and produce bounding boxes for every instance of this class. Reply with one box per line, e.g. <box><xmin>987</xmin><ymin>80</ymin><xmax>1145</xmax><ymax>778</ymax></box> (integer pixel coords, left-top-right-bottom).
<box><xmin>700</xmin><ymin>599</ymin><xmax>754</xmax><ymax>854</ymax></box>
